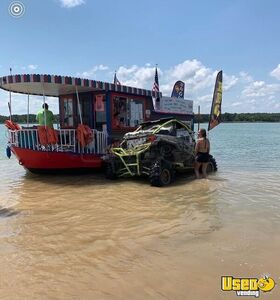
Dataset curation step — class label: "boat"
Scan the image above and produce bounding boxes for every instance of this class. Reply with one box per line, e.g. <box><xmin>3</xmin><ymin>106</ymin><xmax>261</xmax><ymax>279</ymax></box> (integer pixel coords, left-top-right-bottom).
<box><xmin>0</xmin><ymin>73</ymin><xmax>194</xmax><ymax>173</ymax></box>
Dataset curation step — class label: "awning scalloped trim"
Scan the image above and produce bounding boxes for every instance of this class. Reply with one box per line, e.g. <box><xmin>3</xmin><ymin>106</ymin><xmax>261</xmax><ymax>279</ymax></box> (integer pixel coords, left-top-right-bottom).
<box><xmin>0</xmin><ymin>74</ymin><xmax>162</xmax><ymax>98</ymax></box>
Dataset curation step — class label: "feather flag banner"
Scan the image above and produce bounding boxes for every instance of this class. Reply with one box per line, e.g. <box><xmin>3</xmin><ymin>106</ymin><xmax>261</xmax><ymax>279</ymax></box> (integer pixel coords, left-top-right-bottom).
<box><xmin>171</xmin><ymin>81</ymin><xmax>185</xmax><ymax>98</ymax></box>
<box><xmin>208</xmin><ymin>70</ymin><xmax>223</xmax><ymax>131</ymax></box>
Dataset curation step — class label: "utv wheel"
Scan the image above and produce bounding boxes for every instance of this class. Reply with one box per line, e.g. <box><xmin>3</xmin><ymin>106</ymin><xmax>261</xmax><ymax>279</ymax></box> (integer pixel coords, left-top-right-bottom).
<box><xmin>105</xmin><ymin>163</ymin><xmax>117</xmax><ymax>180</ymax></box>
<box><xmin>207</xmin><ymin>156</ymin><xmax>218</xmax><ymax>173</ymax></box>
<box><xmin>150</xmin><ymin>160</ymin><xmax>174</xmax><ymax>187</ymax></box>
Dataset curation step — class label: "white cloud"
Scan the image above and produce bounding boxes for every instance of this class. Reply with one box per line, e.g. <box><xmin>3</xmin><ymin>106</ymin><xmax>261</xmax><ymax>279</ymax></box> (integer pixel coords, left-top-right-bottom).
<box><xmin>117</xmin><ymin>65</ymin><xmax>155</xmax><ymax>88</ymax></box>
<box><xmin>169</xmin><ymin>59</ymin><xmax>208</xmax><ymax>79</ymax></box>
<box><xmin>159</xmin><ymin>83</ymin><xmax>174</xmax><ymax>96</ymax></box>
<box><xmin>117</xmin><ymin>65</ymin><xmax>139</xmax><ymax>77</ymax></box>
<box><xmin>11</xmin><ymin>65</ymin><xmax>38</xmax><ymax>72</ymax></box>
<box><xmin>1</xmin><ymin>58</ymin><xmax>279</xmax><ymax>115</ymax></box>
<box><xmin>242</xmin><ymin>81</ymin><xmax>280</xmax><ymax>98</ymax></box>
<box><xmin>77</xmin><ymin>64</ymin><xmax>109</xmax><ymax>78</ymax></box>
<box><xmin>115</xmin><ymin>59</ymin><xmax>223</xmax><ymax>97</ymax></box>
<box><xmin>239</xmin><ymin>71</ymin><xmax>253</xmax><ymax>82</ymax></box>
<box><xmin>28</xmin><ymin>64</ymin><xmax>38</xmax><ymax>70</ymax></box>
<box><xmin>247</xmin><ymin>99</ymin><xmax>256</xmax><ymax>104</ymax></box>
<box><xmin>270</xmin><ymin>64</ymin><xmax>280</xmax><ymax>80</ymax></box>
<box><xmin>59</xmin><ymin>0</ymin><xmax>85</xmax><ymax>8</ymax></box>
<box><xmin>166</xmin><ymin>59</ymin><xmax>216</xmax><ymax>92</ymax></box>
<box><xmin>0</xmin><ymin>89</ymin><xmax>59</xmax><ymax>115</ymax></box>
<box><xmin>197</xmin><ymin>94</ymin><xmax>213</xmax><ymax>103</ymax></box>
<box><xmin>163</xmin><ymin>60</ymin><xmax>238</xmax><ymax>95</ymax></box>
<box><xmin>113</xmin><ymin>60</ymin><xmax>243</xmax><ymax>113</ymax></box>
<box><xmin>224</xmin><ymin>74</ymin><xmax>238</xmax><ymax>91</ymax></box>
<box><xmin>231</xmin><ymin>101</ymin><xmax>243</xmax><ymax>107</ymax></box>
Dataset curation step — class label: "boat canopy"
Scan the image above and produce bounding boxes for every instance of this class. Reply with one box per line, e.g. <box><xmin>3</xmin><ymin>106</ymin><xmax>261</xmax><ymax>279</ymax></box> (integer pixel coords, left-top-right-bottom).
<box><xmin>0</xmin><ymin>74</ymin><xmax>162</xmax><ymax>98</ymax></box>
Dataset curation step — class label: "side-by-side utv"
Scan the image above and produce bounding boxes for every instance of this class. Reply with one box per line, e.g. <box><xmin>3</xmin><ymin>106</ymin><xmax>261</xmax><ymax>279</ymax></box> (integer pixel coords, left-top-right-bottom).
<box><xmin>103</xmin><ymin>118</ymin><xmax>217</xmax><ymax>187</ymax></box>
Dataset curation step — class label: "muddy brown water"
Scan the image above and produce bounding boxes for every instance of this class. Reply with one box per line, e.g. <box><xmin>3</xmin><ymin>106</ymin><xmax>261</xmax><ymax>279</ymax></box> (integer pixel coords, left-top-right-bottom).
<box><xmin>0</xmin><ymin>123</ymin><xmax>280</xmax><ymax>299</ymax></box>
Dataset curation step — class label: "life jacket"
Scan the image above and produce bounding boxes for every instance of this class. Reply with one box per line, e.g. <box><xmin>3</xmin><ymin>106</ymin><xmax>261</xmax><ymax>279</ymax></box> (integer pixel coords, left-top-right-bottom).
<box><xmin>38</xmin><ymin>126</ymin><xmax>48</xmax><ymax>145</ymax></box>
<box><xmin>38</xmin><ymin>126</ymin><xmax>58</xmax><ymax>145</ymax></box>
<box><xmin>5</xmin><ymin>120</ymin><xmax>21</xmax><ymax>131</ymax></box>
<box><xmin>46</xmin><ymin>127</ymin><xmax>58</xmax><ymax>145</ymax></box>
<box><xmin>76</xmin><ymin>124</ymin><xmax>93</xmax><ymax>147</ymax></box>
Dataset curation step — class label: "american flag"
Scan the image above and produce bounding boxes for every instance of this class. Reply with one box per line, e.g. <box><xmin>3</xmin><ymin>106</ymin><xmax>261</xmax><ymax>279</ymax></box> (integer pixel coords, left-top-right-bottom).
<box><xmin>152</xmin><ymin>67</ymin><xmax>159</xmax><ymax>92</ymax></box>
<box><xmin>114</xmin><ymin>72</ymin><xmax>121</xmax><ymax>85</ymax></box>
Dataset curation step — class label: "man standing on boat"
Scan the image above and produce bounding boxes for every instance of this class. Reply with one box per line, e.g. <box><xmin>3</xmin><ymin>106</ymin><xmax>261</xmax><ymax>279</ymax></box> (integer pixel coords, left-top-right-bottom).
<box><xmin>36</xmin><ymin>103</ymin><xmax>54</xmax><ymax>128</ymax></box>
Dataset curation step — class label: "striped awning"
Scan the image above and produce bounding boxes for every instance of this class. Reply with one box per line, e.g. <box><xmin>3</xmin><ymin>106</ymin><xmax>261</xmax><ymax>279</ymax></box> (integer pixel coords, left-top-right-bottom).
<box><xmin>0</xmin><ymin>74</ymin><xmax>162</xmax><ymax>98</ymax></box>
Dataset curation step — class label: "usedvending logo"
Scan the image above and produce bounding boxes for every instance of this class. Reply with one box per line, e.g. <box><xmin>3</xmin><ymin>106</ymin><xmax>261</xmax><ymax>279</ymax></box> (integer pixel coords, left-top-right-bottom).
<box><xmin>221</xmin><ymin>275</ymin><xmax>275</xmax><ymax>297</ymax></box>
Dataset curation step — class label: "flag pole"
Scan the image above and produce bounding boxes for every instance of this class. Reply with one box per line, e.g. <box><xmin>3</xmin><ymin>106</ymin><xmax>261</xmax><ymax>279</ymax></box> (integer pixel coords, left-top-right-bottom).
<box><xmin>76</xmin><ymin>86</ymin><xmax>83</xmax><ymax>124</ymax></box>
<box><xmin>197</xmin><ymin>105</ymin><xmax>200</xmax><ymax>131</ymax></box>
<box><xmin>114</xmin><ymin>69</ymin><xmax>121</xmax><ymax>85</ymax></box>
<box><xmin>27</xmin><ymin>94</ymin><xmax>30</xmax><ymax>127</ymax></box>
<box><xmin>9</xmin><ymin>68</ymin><xmax>12</xmax><ymax>121</ymax></box>
<box><xmin>42</xmin><ymin>87</ymin><xmax>47</xmax><ymax>128</ymax></box>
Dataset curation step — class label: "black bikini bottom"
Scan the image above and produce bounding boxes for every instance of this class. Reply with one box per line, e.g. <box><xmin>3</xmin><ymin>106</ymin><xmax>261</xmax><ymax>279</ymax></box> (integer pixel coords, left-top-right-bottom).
<box><xmin>196</xmin><ymin>152</ymin><xmax>209</xmax><ymax>163</ymax></box>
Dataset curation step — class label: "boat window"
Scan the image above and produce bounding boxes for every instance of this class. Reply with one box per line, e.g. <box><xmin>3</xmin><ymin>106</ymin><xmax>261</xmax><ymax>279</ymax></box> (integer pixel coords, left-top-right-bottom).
<box><xmin>79</xmin><ymin>93</ymin><xmax>93</xmax><ymax>127</ymax></box>
<box><xmin>112</xmin><ymin>96</ymin><xmax>144</xmax><ymax>129</ymax></box>
<box><xmin>94</xmin><ymin>94</ymin><xmax>106</xmax><ymax>131</ymax></box>
<box><xmin>63</xmin><ymin>97</ymin><xmax>74</xmax><ymax>127</ymax></box>
<box><xmin>129</xmin><ymin>99</ymin><xmax>144</xmax><ymax>127</ymax></box>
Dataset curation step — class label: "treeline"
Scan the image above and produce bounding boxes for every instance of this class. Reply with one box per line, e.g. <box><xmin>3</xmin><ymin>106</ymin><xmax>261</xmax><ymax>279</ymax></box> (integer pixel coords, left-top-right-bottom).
<box><xmin>1</xmin><ymin>113</ymin><xmax>280</xmax><ymax>124</ymax></box>
<box><xmin>0</xmin><ymin>114</ymin><xmax>59</xmax><ymax>124</ymax></box>
<box><xmin>194</xmin><ymin>113</ymin><xmax>280</xmax><ymax>123</ymax></box>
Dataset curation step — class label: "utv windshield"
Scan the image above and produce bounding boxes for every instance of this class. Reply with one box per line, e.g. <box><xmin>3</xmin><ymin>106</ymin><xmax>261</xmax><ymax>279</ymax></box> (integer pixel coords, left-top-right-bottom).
<box><xmin>136</xmin><ymin>124</ymin><xmax>161</xmax><ymax>132</ymax></box>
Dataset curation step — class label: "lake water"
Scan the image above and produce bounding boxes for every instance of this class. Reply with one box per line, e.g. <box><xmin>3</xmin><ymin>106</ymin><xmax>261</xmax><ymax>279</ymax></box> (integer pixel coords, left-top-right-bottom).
<box><xmin>0</xmin><ymin>123</ymin><xmax>280</xmax><ymax>300</ymax></box>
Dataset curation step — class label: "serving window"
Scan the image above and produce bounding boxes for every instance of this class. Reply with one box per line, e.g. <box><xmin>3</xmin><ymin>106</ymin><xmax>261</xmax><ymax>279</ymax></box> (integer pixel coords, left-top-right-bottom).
<box><xmin>112</xmin><ymin>96</ymin><xmax>145</xmax><ymax>129</ymax></box>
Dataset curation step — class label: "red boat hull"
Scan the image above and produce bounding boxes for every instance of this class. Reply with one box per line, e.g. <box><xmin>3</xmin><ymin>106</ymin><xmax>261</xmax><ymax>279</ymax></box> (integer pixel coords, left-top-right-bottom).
<box><xmin>12</xmin><ymin>146</ymin><xmax>104</xmax><ymax>172</ymax></box>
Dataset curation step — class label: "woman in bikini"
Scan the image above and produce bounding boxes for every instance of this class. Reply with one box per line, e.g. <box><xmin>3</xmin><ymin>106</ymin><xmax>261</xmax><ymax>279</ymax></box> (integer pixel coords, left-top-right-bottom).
<box><xmin>194</xmin><ymin>128</ymin><xmax>210</xmax><ymax>179</ymax></box>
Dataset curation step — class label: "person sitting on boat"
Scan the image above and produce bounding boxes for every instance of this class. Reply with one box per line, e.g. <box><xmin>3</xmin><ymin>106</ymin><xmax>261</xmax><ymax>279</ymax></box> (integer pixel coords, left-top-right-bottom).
<box><xmin>36</xmin><ymin>103</ymin><xmax>54</xmax><ymax>128</ymax></box>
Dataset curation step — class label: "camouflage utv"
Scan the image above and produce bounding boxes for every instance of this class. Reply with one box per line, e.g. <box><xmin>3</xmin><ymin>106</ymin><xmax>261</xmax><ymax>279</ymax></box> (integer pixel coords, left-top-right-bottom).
<box><xmin>103</xmin><ymin>118</ymin><xmax>217</xmax><ymax>186</ymax></box>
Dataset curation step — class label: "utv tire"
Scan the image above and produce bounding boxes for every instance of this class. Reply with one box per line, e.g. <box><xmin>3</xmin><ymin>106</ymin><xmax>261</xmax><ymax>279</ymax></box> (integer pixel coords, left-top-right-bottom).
<box><xmin>105</xmin><ymin>162</ymin><xmax>117</xmax><ymax>180</ymax></box>
<box><xmin>206</xmin><ymin>156</ymin><xmax>218</xmax><ymax>173</ymax></box>
<box><xmin>150</xmin><ymin>160</ymin><xmax>175</xmax><ymax>187</ymax></box>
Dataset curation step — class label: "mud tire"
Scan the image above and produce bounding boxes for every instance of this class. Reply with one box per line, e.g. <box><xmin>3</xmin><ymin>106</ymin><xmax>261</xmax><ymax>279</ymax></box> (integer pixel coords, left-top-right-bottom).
<box><xmin>206</xmin><ymin>156</ymin><xmax>218</xmax><ymax>173</ymax></box>
<box><xmin>105</xmin><ymin>162</ymin><xmax>117</xmax><ymax>180</ymax></box>
<box><xmin>149</xmin><ymin>160</ymin><xmax>175</xmax><ymax>187</ymax></box>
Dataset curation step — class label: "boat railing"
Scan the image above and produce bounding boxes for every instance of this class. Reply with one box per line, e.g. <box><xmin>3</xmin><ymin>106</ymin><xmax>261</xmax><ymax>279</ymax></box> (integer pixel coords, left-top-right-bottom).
<box><xmin>7</xmin><ymin>128</ymin><xmax>108</xmax><ymax>155</ymax></box>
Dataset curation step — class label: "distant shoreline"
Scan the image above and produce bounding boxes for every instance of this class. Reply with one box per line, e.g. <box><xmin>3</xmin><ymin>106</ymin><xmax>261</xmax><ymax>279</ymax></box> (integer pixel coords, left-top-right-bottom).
<box><xmin>0</xmin><ymin>113</ymin><xmax>280</xmax><ymax>124</ymax></box>
<box><xmin>195</xmin><ymin>121</ymin><xmax>280</xmax><ymax>124</ymax></box>
<box><xmin>194</xmin><ymin>113</ymin><xmax>280</xmax><ymax>123</ymax></box>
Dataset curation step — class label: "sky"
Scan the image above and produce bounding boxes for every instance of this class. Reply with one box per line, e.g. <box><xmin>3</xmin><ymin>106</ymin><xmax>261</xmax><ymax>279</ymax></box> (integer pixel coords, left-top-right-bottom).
<box><xmin>0</xmin><ymin>0</ymin><xmax>280</xmax><ymax>114</ymax></box>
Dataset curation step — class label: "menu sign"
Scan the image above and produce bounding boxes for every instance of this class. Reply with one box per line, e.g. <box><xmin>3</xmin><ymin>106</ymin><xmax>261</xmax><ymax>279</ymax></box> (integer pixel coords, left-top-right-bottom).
<box><xmin>155</xmin><ymin>96</ymin><xmax>193</xmax><ymax>115</ymax></box>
